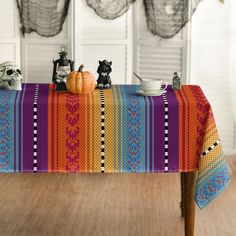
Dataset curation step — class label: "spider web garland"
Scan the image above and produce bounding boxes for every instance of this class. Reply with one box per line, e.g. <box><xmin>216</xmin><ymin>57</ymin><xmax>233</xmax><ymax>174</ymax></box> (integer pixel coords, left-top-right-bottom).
<box><xmin>86</xmin><ymin>0</ymin><xmax>202</xmax><ymax>38</ymax></box>
<box><xmin>144</xmin><ymin>0</ymin><xmax>202</xmax><ymax>38</ymax></box>
<box><xmin>16</xmin><ymin>0</ymin><xmax>71</xmax><ymax>37</ymax></box>
<box><xmin>86</xmin><ymin>0</ymin><xmax>136</xmax><ymax>19</ymax></box>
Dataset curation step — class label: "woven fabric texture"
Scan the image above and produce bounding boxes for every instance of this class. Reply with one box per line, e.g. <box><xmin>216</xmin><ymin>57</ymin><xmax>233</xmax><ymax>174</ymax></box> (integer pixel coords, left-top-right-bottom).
<box><xmin>0</xmin><ymin>84</ymin><xmax>230</xmax><ymax>208</ymax></box>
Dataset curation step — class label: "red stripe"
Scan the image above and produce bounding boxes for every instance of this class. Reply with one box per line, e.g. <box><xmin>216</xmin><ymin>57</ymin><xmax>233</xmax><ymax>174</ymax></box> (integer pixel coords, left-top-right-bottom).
<box><xmin>182</xmin><ymin>87</ymin><xmax>190</xmax><ymax>171</ymax></box>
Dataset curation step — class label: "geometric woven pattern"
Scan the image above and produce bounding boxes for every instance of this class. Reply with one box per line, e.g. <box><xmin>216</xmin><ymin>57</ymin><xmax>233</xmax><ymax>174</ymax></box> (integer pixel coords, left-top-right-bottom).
<box><xmin>0</xmin><ymin>84</ymin><xmax>230</xmax><ymax>208</ymax></box>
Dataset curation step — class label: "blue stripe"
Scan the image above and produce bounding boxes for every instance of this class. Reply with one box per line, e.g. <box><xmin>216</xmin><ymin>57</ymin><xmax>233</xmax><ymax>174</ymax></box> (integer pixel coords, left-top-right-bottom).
<box><xmin>0</xmin><ymin>90</ymin><xmax>18</xmax><ymax>172</ymax></box>
<box><xmin>197</xmin><ymin>156</ymin><xmax>225</xmax><ymax>184</ymax></box>
<box><xmin>195</xmin><ymin>163</ymin><xmax>230</xmax><ymax>208</ymax></box>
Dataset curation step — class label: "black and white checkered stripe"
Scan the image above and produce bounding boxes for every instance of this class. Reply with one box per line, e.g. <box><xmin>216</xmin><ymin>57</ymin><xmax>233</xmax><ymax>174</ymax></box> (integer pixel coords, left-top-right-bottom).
<box><xmin>33</xmin><ymin>84</ymin><xmax>39</xmax><ymax>172</ymax></box>
<box><xmin>100</xmin><ymin>89</ymin><xmax>105</xmax><ymax>173</ymax></box>
<box><xmin>162</xmin><ymin>93</ymin><xmax>169</xmax><ymax>172</ymax></box>
<box><xmin>200</xmin><ymin>139</ymin><xmax>221</xmax><ymax>159</ymax></box>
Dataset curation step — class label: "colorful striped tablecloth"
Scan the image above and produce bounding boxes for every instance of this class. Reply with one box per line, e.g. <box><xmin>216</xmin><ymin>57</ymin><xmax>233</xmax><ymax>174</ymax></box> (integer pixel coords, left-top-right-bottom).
<box><xmin>0</xmin><ymin>84</ymin><xmax>230</xmax><ymax>208</ymax></box>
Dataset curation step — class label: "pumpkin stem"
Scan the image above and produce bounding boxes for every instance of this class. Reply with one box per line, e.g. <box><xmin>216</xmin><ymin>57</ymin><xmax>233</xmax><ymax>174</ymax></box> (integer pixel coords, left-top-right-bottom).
<box><xmin>78</xmin><ymin>64</ymin><xmax>84</xmax><ymax>72</ymax></box>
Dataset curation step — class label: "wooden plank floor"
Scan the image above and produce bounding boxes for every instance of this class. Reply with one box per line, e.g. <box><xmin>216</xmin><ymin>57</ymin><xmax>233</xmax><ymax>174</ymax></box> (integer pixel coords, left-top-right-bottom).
<box><xmin>0</xmin><ymin>156</ymin><xmax>235</xmax><ymax>236</ymax></box>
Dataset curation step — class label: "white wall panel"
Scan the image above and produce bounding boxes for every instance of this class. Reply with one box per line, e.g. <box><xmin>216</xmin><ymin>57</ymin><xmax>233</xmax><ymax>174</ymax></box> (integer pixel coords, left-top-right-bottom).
<box><xmin>0</xmin><ymin>44</ymin><xmax>17</xmax><ymax>62</ymax></box>
<box><xmin>190</xmin><ymin>0</ymin><xmax>234</xmax><ymax>153</ymax></box>
<box><xmin>0</xmin><ymin>1</ymin><xmax>15</xmax><ymax>39</ymax></box>
<box><xmin>77</xmin><ymin>0</ymin><xmax>128</xmax><ymax>40</ymax></box>
<box><xmin>78</xmin><ymin>45</ymin><xmax>127</xmax><ymax>84</ymax></box>
<box><xmin>0</xmin><ymin>0</ymin><xmax>20</xmax><ymax>64</ymax></box>
<box><xmin>24</xmin><ymin>43</ymin><xmax>69</xmax><ymax>83</ymax></box>
<box><xmin>74</xmin><ymin>0</ymin><xmax>133</xmax><ymax>84</ymax></box>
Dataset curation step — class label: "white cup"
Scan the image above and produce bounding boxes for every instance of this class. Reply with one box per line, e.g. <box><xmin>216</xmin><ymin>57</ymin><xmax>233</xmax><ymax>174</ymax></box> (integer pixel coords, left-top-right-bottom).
<box><xmin>140</xmin><ymin>80</ymin><xmax>168</xmax><ymax>93</ymax></box>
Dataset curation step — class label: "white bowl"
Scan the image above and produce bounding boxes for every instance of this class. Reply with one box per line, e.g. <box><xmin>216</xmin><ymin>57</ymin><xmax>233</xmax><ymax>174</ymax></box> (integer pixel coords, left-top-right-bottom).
<box><xmin>140</xmin><ymin>80</ymin><xmax>168</xmax><ymax>92</ymax></box>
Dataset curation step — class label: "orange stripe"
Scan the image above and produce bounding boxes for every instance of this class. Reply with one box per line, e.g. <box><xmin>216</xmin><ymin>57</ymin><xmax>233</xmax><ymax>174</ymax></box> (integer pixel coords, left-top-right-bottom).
<box><xmin>174</xmin><ymin>90</ymin><xmax>185</xmax><ymax>171</ymax></box>
<box><xmin>92</xmin><ymin>93</ymin><xmax>95</xmax><ymax>172</ymax></box>
<box><xmin>86</xmin><ymin>95</ymin><xmax>90</xmax><ymax>171</ymax></box>
<box><xmin>184</xmin><ymin>86</ymin><xmax>201</xmax><ymax>171</ymax></box>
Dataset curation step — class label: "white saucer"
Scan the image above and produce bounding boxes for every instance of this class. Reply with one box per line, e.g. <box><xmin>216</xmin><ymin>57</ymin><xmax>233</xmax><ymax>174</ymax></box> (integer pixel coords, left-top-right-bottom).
<box><xmin>136</xmin><ymin>89</ymin><xmax>167</xmax><ymax>96</ymax></box>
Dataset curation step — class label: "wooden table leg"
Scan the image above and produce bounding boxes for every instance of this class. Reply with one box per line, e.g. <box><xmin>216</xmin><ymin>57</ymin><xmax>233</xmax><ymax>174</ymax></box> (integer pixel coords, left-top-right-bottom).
<box><xmin>180</xmin><ymin>173</ymin><xmax>185</xmax><ymax>217</ymax></box>
<box><xmin>184</xmin><ymin>172</ymin><xmax>197</xmax><ymax>236</ymax></box>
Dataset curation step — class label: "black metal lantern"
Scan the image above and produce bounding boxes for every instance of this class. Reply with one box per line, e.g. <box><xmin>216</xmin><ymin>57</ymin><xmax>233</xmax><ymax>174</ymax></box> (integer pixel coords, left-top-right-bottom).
<box><xmin>52</xmin><ymin>46</ymin><xmax>74</xmax><ymax>90</ymax></box>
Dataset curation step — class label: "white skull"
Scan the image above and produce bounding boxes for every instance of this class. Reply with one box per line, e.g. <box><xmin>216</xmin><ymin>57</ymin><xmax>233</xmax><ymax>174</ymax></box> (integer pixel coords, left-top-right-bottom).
<box><xmin>0</xmin><ymin>61</ymin><xmax>22</xmax><ymax>90</ymax></box>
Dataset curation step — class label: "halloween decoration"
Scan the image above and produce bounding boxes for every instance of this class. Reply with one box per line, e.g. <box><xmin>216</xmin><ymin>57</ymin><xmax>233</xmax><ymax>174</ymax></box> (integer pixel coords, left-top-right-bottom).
<box><xmin>85</xmin><ymin>0</ymin><xmax>202</xmax><ymax>39</ymax></box>
<box><xmin>172</xmin><ymin>72</ymin><xmax>182</xmax><ymax>90</ymax></box>
<box><xmin>52</xmin><ymin>46</ymin><xmax>74</xmax><ymax>91</ymax></box>
<box><xmin>16</xmin><ymin>0</ymin><xmax>70</xmax><ymax>37</ymax></box>
<box><xmin>97</xmin><ymin>60</ymin><xmax>112</xmax><ymax>89</ymax></box>
<box><xmin>86</xmin><ymin>0</ymin><xmax>135</xmax><ymax>19</ymax></box>
<box><xmin>66</xmin><ymin>65</ymin><xmax>96</xmax><ymax>95</ymax></box>
<box><xmin>0</xmin><ymin>61</ymin><xmax>22</xmax><ymax>90</ymax></box>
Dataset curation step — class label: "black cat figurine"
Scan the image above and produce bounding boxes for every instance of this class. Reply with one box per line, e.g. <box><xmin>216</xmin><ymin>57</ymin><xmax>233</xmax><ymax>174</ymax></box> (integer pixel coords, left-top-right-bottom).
<box><xmin>97</xmin><ymin>60</ymin><xmax>112</xmax><ymax>89</ymax></box>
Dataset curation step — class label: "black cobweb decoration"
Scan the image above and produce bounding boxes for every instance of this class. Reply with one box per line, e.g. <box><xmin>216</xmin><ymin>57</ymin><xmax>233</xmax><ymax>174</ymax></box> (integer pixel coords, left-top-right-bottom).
<box><xmin>86</xmin><ymin>0</ymin><xmax>202</xmax><ymax>39</ymax></box>
<box><xmin>16</xmin><ymin>0</ymin><xmax>71</xmax><ymax>37</ymax></box>
<box><xmin>144</xmin><ymin>0</ymin><xmax>202</xmax><ymax>39</ymax></box>
<box><xmin>86</xmin><ymin>0</ymin><xmax>136</xmax><ymax>19</ymax></box>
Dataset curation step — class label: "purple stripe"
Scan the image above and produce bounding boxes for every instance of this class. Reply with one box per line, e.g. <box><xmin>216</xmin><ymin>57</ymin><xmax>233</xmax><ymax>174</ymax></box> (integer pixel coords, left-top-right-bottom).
<box><xmin>166</xmin><ymin>86</ymin><xmax>179</xmax><ymax>171</ymax></box>
<box><xmin>152</xmin><ymin>96</ymin><xmax>165</xmax><ymax>172</ymax></box>
<box><xmin>23</xmin><ymin>84</ymin><xmax>35</xmax><ymax>172</ymax></box>
<box><xmin>37</xmin><ymin>84</ymin><xmax>49</xmax><ymax>172</ymax></box>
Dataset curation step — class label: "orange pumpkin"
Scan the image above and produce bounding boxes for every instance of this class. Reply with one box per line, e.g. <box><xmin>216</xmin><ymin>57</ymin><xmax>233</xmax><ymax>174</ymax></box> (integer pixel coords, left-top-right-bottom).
<box><xmin>66</xmin><ymin>64</ymin><xmax>96</xmax><ymax>94</ymax></box>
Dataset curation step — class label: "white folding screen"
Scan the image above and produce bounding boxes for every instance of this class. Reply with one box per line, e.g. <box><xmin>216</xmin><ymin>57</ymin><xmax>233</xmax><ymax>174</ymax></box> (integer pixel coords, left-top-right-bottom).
<box><xmin>74</xmin><ymin>0</ymin><xmax>133</xmax><ymax>84</ymax></box>
<box><xmin>21</xmin><ymin>4</ymin><xmax>73</xmax><ymax>83</ymax></box>
<box><xmin>133</xmin><ymin>0</ymin><xmax>189</xmax><ymax>84</ymax></box>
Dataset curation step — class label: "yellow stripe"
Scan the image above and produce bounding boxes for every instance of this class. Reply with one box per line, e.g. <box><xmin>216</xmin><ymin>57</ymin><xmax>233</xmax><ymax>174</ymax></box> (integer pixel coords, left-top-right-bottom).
<box><xmin>89</xmin><ymin>94</ymin><xmax>94</xmax><ymax>173</ymax></box>
<box><xmin>93</xmin><ymin>89</ymin><xmax>102</xmax><ymax>172</ymax></box>
<box><xmin>197</xmin><ymin>160</ymin><xmax>225</xmax><ymax>185</ymax></box>
<box><xmin>103</xmin><ymin>88</ymin><xmax>115</xmax><ymax>172</ymax></box>
<box><xmin>113</xmin><ymin>85</ymin><xmax>119</xmax><ymax>172</ymax></box>
<box><xmin>198</xmin><ymin>152</ymin><xmax>224</xmax><ymax>179</ymax></box>
<box><xmin>117</xmin><ymin>85</ymin><xmax>123</xmax><ymax>172</ymax></box>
